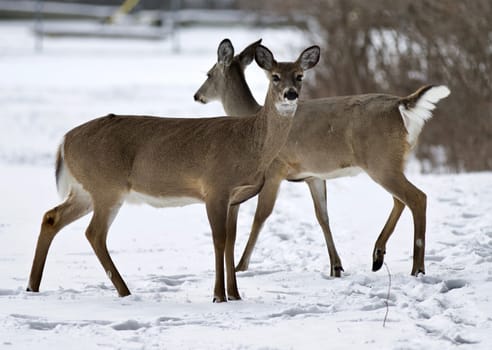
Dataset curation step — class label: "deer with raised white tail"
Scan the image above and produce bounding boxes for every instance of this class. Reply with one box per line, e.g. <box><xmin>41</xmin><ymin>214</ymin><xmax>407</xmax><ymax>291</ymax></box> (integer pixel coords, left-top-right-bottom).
<box><xmin>26</xmin><ymin>40</ymin><xmax>320</xmax><ymax>302</ymax></box>
<box><xmin>194</xmin><ymin>39</ymin><xmax>450</xmax><ymax>277</ymax></box>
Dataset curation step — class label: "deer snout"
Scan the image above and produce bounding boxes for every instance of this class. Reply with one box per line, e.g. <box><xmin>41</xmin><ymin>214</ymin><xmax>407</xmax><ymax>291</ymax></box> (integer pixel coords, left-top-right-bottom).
<box><xmin>194</xmin><ymin>92</ymin><xmax>206</xmax><ymax>104</ymax></box>
<box><xmin>284</xmin><ymin>89</ymin><xmax>298</xmax><ymax>101</ymax></box>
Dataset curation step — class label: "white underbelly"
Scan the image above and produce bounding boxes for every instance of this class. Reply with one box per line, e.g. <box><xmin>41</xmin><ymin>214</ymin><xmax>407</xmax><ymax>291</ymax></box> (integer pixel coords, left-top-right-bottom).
<box><xmin>125</xmin><ymin>190</ymin><xmax>203</xmax><ymax>208</ymax></box>
<box><xmin>294</xmin><ymin>166</ymin><xmax>363</xmax><ymax>180</ymax></box>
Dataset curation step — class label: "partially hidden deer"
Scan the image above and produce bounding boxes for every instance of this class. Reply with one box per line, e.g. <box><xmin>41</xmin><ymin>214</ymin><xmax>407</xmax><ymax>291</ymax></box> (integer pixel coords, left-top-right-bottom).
<box><xmin>26</xmin><ymin>40</ymin><xmax>321</xmax><ymax>302</ymax></box>
<box><xmin>194</xmin><ymin>39</ymin><xmax>450</xmax><ymax>277</ymax></box>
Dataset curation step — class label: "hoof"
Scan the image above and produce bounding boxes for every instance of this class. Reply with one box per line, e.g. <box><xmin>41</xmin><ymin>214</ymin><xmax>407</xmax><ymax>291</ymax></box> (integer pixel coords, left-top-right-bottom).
<box><xmin>228</xmin><ymin>295</ymin><xmax>242</xmax><ymax>301</ymax></box>
<box><xmin>411</xmin><ymin>268</ymin><xmax>425</xmax><ymax>276</ymax></box>
<box><xmin>372</xmin><ymin>248</ymin><xmax>385</xmax><ymax>271</ymax></box>
<box><xmin>213</xmin><ymin>296</ymin><xmax>227</xmax><ymax>303</ymax></box>
<box><xmin>235</xmin><ymin>263</ymin><xmax>248</xmax><ymax>272</ymax></box>
<box><xmin>333</xmin><ymin>266</ymin><xmax>344</xmax><ymax>277</ymax></box>
<box><xmin>372</xmin><ymin>259</ymin><xmax>384</xmax><ymax>272</ymax></box>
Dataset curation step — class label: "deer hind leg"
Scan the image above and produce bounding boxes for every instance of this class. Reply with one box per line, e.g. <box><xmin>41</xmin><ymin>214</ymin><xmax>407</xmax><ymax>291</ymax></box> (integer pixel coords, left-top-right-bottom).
<box><xmin>372</xmin><ymin>197</ymin><xmax>405</xmax><ymax>272</ymax></box>
<box><xmin>236</xmin><ymin>173</ymin><xmax>283</xmax><ymax>272</ymax></box>
<box><xmin>306</xmin><ymin>178</ymin><xmax>344</xmax><ymax>277</ymax></box>
<box><xmin>206</xmin><ymin>197</ymin><xmax>229</xmax><ymax>302</ymax></box>
<box><xmin>225</xmin><ymin>204</ymin><xmax>241</xmax><ymax>300</ymax></box>
<box><xmin>85</xmin><ymin>198</ymin><xmax>130</xmax><ymax>297</ymax></box>
<box><xmin>370</xmin><ymin>171</ymin><xmax>427</xmax><ymax>276</ymax></box>
<box><xmin>27</xmin><ymin>190</ymin><xmax>93</xmax><ymax>293</ymax></box>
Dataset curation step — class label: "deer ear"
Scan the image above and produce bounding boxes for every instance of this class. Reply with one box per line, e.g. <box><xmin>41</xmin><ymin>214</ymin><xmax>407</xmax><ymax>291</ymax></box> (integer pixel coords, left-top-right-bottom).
<box><xmin>218</xmin><ymin>39</ymin><xmax>234</xmax><ymax>66</ymax></box>
<box><xmin>239</xmin><ymin>39</ymin><xmax>262</xmax><ymax>67</ymax></box>
<box><xmin>298</xmin><ymin>45</ymin><xmax>320</xmax><ymax>70</ymax></box>
<box><xmin>255</xmin><ymin>45</ymin><xmax>275</xmax><ymax>71</ymax></box>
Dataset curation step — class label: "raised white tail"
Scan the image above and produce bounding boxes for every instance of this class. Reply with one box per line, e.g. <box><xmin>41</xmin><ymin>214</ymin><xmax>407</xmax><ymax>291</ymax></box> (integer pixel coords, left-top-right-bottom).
<box><xmin>399</xmin><ymin>85</ymin><xmax>450</xmax><ymax>146</ymax></box>
<box><xmin>194</xmin><ymin>39</ymin><xmax>451</xmax><ymax>278</ymax></box>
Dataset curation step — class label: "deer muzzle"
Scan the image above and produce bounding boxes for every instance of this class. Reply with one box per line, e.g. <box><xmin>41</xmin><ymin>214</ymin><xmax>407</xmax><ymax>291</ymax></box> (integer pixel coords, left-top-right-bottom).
<box><xmin>284</xmin><ymin>89</ymin><xmax>299</xmax><ymax>101</ymax></box>
<box><xmin>194</xmin><ymin>92</ymin><xmax>207</xmax><ymax>104</ymax></box>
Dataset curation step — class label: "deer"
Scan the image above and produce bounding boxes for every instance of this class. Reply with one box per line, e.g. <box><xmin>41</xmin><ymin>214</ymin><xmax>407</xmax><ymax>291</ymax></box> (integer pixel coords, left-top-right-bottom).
<box><xmin>26</xmin><ymin>40</ymin><xmax>321</xmax><ymax>302</ymax></box>
<box><xmin>194</xmin><ymin>39</ymin><xmax>450</xmax><ymax>278</ymax></box>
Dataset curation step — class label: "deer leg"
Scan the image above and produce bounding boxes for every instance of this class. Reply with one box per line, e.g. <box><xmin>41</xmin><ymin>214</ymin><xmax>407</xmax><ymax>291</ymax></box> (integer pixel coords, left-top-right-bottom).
<box><xmin>370</xmin><ymin>172</ymin><xmax>427</xmax><ymax>276</ymax></box>
<box><xmin>27</xmin><ymin>191</ymin><xmax>92</xmax><ymax>293</ymax></box>
<box><xmin>205</xmin><ymin>198</ymin><xmax>229</xmax><ymax>302</ymax></box>
<box><xmin>306</xmin><ymin>178</ymin><xmax>344</xmax><ymax>277</ymax></box>
<box><xmin>225</xmin><ymin>204</ymin><xmax>241</xmax><ymax>300</ymax></box>
<box><xmin>236</xmin><ymin>175</ymin><xmax>283</xmax><ymax>272</ymax></box>
<box><xmin>408</xmin><ymin>187</ymin><xmax>426</xmax><ymax>276</ymax></box>
<box><xmin>85</xmin><ymin>199</ymin><xmax>130</xmax><ymax>297</ymax></box>
<box><xmin>372</xmin><ymin>197</ymin><xmax>405</xmax><ymax>271</ymax></box>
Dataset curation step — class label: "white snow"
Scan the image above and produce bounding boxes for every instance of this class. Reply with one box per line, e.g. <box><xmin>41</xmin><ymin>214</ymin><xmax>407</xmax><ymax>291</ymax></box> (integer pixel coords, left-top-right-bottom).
<box><xmin>1</xmin><ymin>21</ymin><xmax>491</xmax><ymax>350</ymax></box>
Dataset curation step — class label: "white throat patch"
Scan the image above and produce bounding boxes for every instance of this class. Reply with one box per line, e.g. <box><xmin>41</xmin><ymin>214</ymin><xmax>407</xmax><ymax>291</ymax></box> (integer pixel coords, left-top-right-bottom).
<box><xmin>275</xmin><ymin>101</ymin><xmax>298</xmax><ymax>117</ymax></box>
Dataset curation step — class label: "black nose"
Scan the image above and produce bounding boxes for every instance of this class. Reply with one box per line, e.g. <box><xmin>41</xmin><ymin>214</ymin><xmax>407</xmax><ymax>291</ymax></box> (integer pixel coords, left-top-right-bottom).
<box><xmin>284</xmin><ymin>89</ymin><xmax>298</xmax><ymax>101</ymax></box>
<box><xmin>193</xmin><ymin>93</ymin><xmax>200</xmax><ymax>101</ymax></box>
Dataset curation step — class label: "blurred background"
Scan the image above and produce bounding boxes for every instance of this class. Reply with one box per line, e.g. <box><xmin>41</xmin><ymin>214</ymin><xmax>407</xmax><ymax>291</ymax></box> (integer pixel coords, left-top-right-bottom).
<box><xmin>1</xmin><ymin>0</ymin><xmax>491</xmax><ymax>173</ymax></box>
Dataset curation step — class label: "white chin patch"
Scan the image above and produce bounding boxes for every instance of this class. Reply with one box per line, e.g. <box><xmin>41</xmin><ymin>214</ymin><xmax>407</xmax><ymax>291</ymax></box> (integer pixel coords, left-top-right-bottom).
<box><xmin>275</xmin><ymin>100</ymin><xmax>297</xmax><ymax>116</ymax></box>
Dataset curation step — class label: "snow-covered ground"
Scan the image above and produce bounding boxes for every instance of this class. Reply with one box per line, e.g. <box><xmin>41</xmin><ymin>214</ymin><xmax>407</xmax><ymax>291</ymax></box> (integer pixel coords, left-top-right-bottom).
<box><xmin>1</xmin><ymin>21</ymin><xmax>491</xmax><ymax>350</ymax></box>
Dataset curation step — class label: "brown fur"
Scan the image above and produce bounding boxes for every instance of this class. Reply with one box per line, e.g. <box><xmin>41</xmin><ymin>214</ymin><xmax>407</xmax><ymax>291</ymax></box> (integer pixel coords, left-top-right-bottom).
<box><xmin>195</xmin><ymin>40</ymin><xmax>449</xmax><ymax>277</ymax></box>
<box><xmin>27</xmin><ymin>41</ymin><xmax>320</xmax><ymax>301</ymax></box>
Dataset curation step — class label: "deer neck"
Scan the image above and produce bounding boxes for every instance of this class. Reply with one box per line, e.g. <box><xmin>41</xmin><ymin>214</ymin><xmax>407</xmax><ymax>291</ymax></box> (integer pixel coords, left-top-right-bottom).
<box><xmin>253</xmin><ymin>90</ymin><xmax>294</xmax><ymax>168</ymax></box>
<box><xmin>223</xmin><ymin>70</ymin><xmax>261</xmax><ymax>116</ymax></box>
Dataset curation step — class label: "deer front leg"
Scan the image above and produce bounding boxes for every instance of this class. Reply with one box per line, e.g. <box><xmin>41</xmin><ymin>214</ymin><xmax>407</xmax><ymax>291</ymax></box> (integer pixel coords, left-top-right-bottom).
<box><xmin>372</xmin><ymin>197</ymin><xmax>405</xmax><ymax>272</ymax></box>
<box><xmin>236</xmin><ymin>171</ymin><xmax>284</xmax><ymax>272</ymax></box>
<box><xmin>306</xmin><ymin>178</ymin><xmax>344</xmax><ymax>277</ymax></box>
<box><xmin>225</xmin><ymin>204</ymin><xmax>241</xmax><ymax>300</ymax></box>
<box><xmin>206</xmin><ymin>198</ymin><xmax>229</xmax><ymax>302</ymax></box>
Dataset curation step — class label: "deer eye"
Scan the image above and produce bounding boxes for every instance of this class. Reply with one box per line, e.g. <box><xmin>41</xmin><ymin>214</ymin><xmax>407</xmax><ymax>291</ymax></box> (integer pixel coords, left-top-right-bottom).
<box><xmin>296</xmin><ymin>75</ymin><xmax>303</xmax><ymax>82</ymax></box>
<box><xmin>272</xmin><ymin>74</ymin><xmax>280</xmax><ymax>82</ymax></box>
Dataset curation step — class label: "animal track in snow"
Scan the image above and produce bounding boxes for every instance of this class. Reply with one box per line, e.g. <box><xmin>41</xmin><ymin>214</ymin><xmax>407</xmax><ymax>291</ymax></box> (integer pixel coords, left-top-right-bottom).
<box><xmin>111</xmin><ymin>319</ymin><xmax>150</xmax><ymax>331</ymax></box>
<box><xmin>439</xmin><ymin>279</ymin><xmax>467</xmax><ymax>293</ymax></box>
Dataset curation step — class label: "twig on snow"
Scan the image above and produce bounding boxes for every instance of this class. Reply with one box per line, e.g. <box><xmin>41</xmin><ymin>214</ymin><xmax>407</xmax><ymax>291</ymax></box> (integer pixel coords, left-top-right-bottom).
<box><xmin>383</xmin><ymin>262</ymin><xmax>392</xmax><ymax>327</ymax></box>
